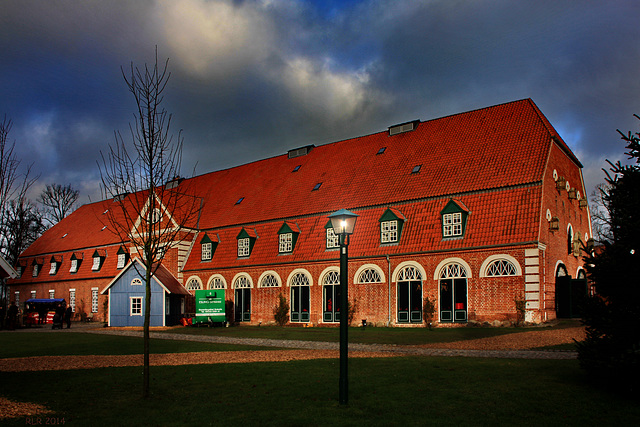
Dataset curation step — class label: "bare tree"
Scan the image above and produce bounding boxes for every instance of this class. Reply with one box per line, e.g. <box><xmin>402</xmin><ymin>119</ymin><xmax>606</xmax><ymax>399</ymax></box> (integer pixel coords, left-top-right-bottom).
<box><xmin>589</xmin><ymin>182</ymin><xmax>611</xmax><ymax>243</ymax></box>
<box><xmin>0</xmin><ymin>115</ymin><xmax>39</xmax><ymax>304</ymax></box>
<box><xmin>38</xmin><ymin>183</ymin><xmax>79</xmax><ymax>227</ymax></box>
<box><xmin>98</xmin><ymin>50</ymin><xmax>200</xmax><ymax>399</ymax></box>
<box><xmin>4</xmin><ymin>196</ymin><xmax>46</xmax><ymax>265</ymax></box>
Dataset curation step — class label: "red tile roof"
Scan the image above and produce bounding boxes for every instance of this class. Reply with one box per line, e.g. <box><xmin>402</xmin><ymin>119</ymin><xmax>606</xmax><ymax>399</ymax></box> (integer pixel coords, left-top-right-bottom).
<box><xmin>14</xmin><ymin>99</ymin><xmax>580</xmax><ymax>278</ymax></box>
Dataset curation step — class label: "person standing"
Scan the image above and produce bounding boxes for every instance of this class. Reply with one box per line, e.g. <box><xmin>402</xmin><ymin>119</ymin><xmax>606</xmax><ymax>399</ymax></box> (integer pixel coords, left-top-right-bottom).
<box><xmin>64</xmin><ymin>305</ymin><xmax>72</xmax><ymax>329</ymax></box>
<box><xmin>7</xmin><ymin>302</ymin><xmax>18</xmax><ymax>330</ymax></box>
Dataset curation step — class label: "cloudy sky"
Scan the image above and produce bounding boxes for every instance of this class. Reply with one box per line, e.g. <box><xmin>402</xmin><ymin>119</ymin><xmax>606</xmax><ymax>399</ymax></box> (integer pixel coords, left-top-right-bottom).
<box><xmin>1</xmin><ymin>0</ymin><xmax>639</xmax><ymax>205</ymax></box>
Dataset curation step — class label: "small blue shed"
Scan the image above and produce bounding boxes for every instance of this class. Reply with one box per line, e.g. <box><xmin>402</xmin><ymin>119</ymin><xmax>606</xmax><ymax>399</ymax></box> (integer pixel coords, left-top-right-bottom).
<box><xmin>101</xmin><ymin>258</ymin><xmax>191</xmax><ymax>327</ymax></box>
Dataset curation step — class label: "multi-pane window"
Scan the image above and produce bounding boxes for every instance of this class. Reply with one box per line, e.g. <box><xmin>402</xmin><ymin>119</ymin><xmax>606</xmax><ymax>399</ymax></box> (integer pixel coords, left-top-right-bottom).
<box><xmin>49</xmin><ymin>262</ymin><xmax>58</xmax><ymax>275</ymax></box>
<box><xmin>32</xmin><ymin>264</ymin><xmax>40</xmax><ymax>277</ymax></box>
<box><xmin>69</xmin><ymin>290</ymin><xmax>76</xmax><ymax>312</ymax></box>
<box><xmin>443</xmin><ymin>212</ymin><xmax>462</xmax><ymax>237</ymax></box>
<box><xmin>279</xmin><ymin>233</ymin><xmax>293</xmax><ymax>253</ymax></box>
<box><xmin>70</xmin><ymin>259</ymin><xmax>78</xmax><ymax>273</ymax></box>
<box><xmin>31</xmin><ymin>290</ymin><xmax>36</xmax><ymax>299</ymax></box>
<box><xmin>201</xmin><ymin>242</ymin><xmax>212</xmax><ymax>261</ymax></box>
<box><xmin>14</xmin><ymin>291</ymin><xmax>19</xmax><ymax>307</ymax></box>
<box><xmin>92</xmin><ymin>256</ymin><xmax>102</xmax><ymax>271</ymax></box>
<box><xmin>130</xmin><ymin>297</ymin><xmax>142</xmax><ymax>316</ymax></box>
<box><xmin>326</xmin><ymin>228</ymin><xmax>339</xmax><ymax>249</ymax></box>
<box><xmin>91</xmin><ymin>289</ymin><xmax>99</xmax><ymax>313</ymax></box>
<box><xmin>187</xmin><ymin>278</ymin><xmax>202</xmax><ymax>292</ymax></box>
<box><xmin>49</xmin><ymin>290</ymin><xmax>55</xmax><ymax>299</ymax></box>
<box><xmin>131</xmin><ymin>278</ymin><xmax>142</xmax><ymax>286</ymax></box>
<box><xmin>260</xmin><ymin>274</ymin><xmax>279</xmax><ymax>287</ymax></box>
<box><xmin>210</xmin><ymin>277</ymin><xmax>225</xmax><ymax>289</ymax></box>
<box><xmin>117</xmin><ymin>253</ymin><xmax>126</xmax><ymax>269</ymax></box>
<box><xmin>238</xmin><ymin>238</ymin><xmax>250</xmax><ymax>257</ymax></box>
<box><xmin>486</xmin><ymin>260</ymin><xmax>518</xmax><ymax>277</ymax></box>
<box><xmin>381</xmin><ymin>220</ymin><xmax>398</xmax><ymax>243</ymax></box>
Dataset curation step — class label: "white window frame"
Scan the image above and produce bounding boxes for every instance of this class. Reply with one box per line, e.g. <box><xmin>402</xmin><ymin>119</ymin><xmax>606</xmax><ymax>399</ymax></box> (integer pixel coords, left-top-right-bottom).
<box><xmin>131</xmin><ymin>278</ymin><xmax>142</xmax><ymax>286</ymax></box>
<box><xmin>238</xmin><ymin>237</ymin><xmax>250</xmax><ymax>257</ymax></box>
<box><xmin>130</xmin><ymin>297</ymin><xmax>143</xmax><ymax>316</ymax></box>
<box><xmin>14</xmin><ymin>291</ymin><xmax>19</xmax><ymax>307</ymax></box>
<box><xmin>201</xmin><ymin>242</ymin><xmax>212</xmax><ymax>261</ymax></box>
<box><xmin>32</xmin><ymin>264</ymin><xmax>40</xmax><ymax>277</ymax></box>
<box><xmin>31</xmin><ymin>290</ymin><xmax>36</xmax><ymax>299</ymax></box>
<box><xmin>49</xmin><ymin>290</ymin><xmax>55</xmax><ymax>299</ymax></box>
<box><xmin>326</xmin><ymin>228</ymin><xmax>339</xmax><ymax>249</ymax></box>
<box><xmin>92</xmin><ymin>256</ymin><xmax>102</xmax><ymax>271</ymax></box>
<box><xmin>117</xmin><ymin>253</ymin><xmax>126</xmax><ymax>269</ymax></box>
<box><xmin>443</xmin><ymin>212</ymin><xmax>462</xmax><ymax>237</ymax></box>
<box><xmin>69</xmin><ymin>289</ymin><xmax>76</xmax><ymax>312</ymax></box>
<box><xmin>381</xmin><ymin>220</ymin><xmax>398</xmax><ymax>243</ymax></box>
<box><xmin>49</xmin><ymin>262</ymin><xmax>58</xmax><ymax>275</ymax></box>
<box><xmin>70</xmin><ymin>259</ymin><xmax>78</xmax><ymax>273</ymax></box>
<box><xmin>279</xmin><ymin>233</ymin><xmax>293</xmax><ymax>253</ymax></box>
<box><xmin>91</xmin><ymin>288</ymin><xmax>99</xmax><ymax>313</ymax></box>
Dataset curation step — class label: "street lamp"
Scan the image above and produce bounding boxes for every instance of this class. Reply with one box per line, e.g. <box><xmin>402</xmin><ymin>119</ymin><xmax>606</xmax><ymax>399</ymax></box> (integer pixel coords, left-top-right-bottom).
<box><xmin>328</xmin><ymin>208</ymin><xmax>358</xmax><ymax>405</ymax></box>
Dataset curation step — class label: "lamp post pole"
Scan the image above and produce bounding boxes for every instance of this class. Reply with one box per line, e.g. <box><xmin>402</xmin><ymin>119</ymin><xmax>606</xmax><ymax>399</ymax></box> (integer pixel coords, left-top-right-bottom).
<box><xmin>339</xmin><ymin>233</ymin><xmax>349</xmax><ymax>405</ymax></box>
<box><xmin>328</xmin><ymin>208</ymin><xmax>358</xmax><ymax>406</ymax></box>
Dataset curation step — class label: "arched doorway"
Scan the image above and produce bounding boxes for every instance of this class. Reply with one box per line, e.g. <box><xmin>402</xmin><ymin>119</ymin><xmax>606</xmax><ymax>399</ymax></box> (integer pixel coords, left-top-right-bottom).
<box><xmin>555</xmin><ymin>264</ymin><xmax>587</xmax><ymax>318</ymax></box>
<box><xmin>290</xmin><ymin>272</ymin><xmax>311</xmax><ymax>323</ymax></box>
<box><xmin>322</xmin><ymin>270</ymin><xmax>340</xmax><ymax>323</ymax></box>
<box><xmin>439</xmin><ymin>263</ymin><xmax>468</xmax><ymax>323</ymax></box>
<box><xmin>234</xmin><ymin>275</ymin><xmax>251</xmax><ymax>322</ymax></box>
<box><xmin>396</xmin><ymin>266</ymin><xmax>423</xmax><ymax>323</ymax></box>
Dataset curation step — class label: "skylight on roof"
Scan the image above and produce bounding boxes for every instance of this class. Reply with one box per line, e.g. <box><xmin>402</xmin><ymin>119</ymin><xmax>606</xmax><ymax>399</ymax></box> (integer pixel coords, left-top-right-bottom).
<box><xmin>411</xmin><ymin>165</ymin><xmax>422</xmax><ymax>174</ymax></box>
<box><xmin>101</xmin><ymin>225</ymin><xmax>107</xmax><ymax>231</ymax></box>
<box><xmin>293</xmin><ymin>165</ymin><xmax>301</xmax><ymax>172</ymax></box>
<box><xmin>235</xmin><ymin>197</ymin><xmax>244</xmax><ymax>205</ymax></box>
<box><xmin>312</xmin><ymin>183</ymin><xmax>322</xmax><ymax>191</ymax></box>
<box><xmin>62</xmin><ymin>233</ymin><xmax>68</xmax><ymax>238</ymax></box>
<box><xmin>377</xmin><ymin>147</ymin><xmax>386</xmax><ymax>155</ymax></box>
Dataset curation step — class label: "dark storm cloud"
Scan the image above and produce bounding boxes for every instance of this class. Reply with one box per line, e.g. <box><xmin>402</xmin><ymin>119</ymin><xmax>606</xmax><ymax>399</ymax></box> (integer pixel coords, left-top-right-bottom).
<box><xmin>1</xmin><ymin>0</ymin><xmax>639</xmax><ymax>206</ymax></box>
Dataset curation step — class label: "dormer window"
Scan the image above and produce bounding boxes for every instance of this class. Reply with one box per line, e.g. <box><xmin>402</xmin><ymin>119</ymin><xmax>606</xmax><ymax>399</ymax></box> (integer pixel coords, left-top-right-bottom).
<box><xmin>92</xmin><ymin>250</ymin><xmax>106</xmax><ymax>271</ymax></box>
<box><xmin>379</xmin><ymin>208</ymin><xmax>406</xmax><ymax>245</ymax></box>
<box><xmin>325</xmin><ymin>221</ymin><xmax>340</xmax><ymax>249</ymax></box>
<box><xmin>200</xmin><ymin>233</ymin><xmax>218</xmax><ymax>261</ymax></box>
<box><xmin>49</xmin><ymin>256</ymin><xmax>62</xmax><ymax>275</ymax></box>
<box><xmin>69</xmin><ymin>253</ymin><xmax>82</xmax><ymax>273</ymax></box>
<box><xmin>117</xmin><ymin>246</ymin><xmax>129</xmax><ymax>269</ymax></box>
<box><xmin>237</xmin><ymin>228</ymin><xmax>257</xmax><ymax>258</ymax></box>
<box><xmin>278</xmin><ymin>222</ymin><xmax>300</xmax><ymax>254</ymax></box>
<box><xmin>441</xmin><ymin>199</ymin><xmax>470</xmax><ymax>239</ymax></box>
<box><xmin>32</xmin><ymin>259</ymin><xmax>43</xmax><ymax>277</ymax></box>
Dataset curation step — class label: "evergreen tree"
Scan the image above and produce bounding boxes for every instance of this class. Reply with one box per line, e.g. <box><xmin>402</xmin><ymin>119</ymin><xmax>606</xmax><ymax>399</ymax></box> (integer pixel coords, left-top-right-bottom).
<box><xmin>577</xmin><ymin>115</ymin><xmax>640</xmax><ymax>392</ymax></box>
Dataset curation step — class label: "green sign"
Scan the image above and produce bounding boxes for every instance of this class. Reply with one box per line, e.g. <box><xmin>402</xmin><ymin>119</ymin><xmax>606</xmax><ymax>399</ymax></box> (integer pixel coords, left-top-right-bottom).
<box><xmin>193</xmin><ymin>289</ymin><xmax>226</xmax><ymax>323</ymax></box>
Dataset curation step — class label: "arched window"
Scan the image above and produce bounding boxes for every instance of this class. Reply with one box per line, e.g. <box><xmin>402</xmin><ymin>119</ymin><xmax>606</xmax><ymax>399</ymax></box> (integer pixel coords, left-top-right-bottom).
<box><xmin>260</xmin><ymin>274</ymin><xmax>280</xmax><ymax>288</ymax></box>
<box><xmin>358</xmin><ymin>268</ymin><xmax>382</xmax><ymax>283</ymax></box>
<box><xmin>485</xmin><ymin>259</ymin><xmax>518</xmax><ymax>277</ymax></box>
<box><xmin>234</xmin><ymin>276</ymin><xmax>252</xmax><ymax>288</ymax></box>
<box><xmin>567</xmin><ymin>225</ymin><xmax>573</xmax><ymax>255</ymax></box>
<box><xmin>131</xmin><ymin>278</ymin><xmax>142</xmax><ymax>286</ymax></box>
<box><xmin>186</xmin><ymin>278</ymin><xmax>202</xmax><ymax>292</ymax></box>
<box><xmin>209</xmin><ymin>276</ymin><xmax>226</xmax><ymax>289</ymax></box>
<box><xmin>439</xmin><ymin>263</ymin><xmax>467</xmax><ymax>279</ymax></box>
<box><xmin>397</xmin><ymin>266</ymin><xmax>423</xmax><ymax>281</ymax></box>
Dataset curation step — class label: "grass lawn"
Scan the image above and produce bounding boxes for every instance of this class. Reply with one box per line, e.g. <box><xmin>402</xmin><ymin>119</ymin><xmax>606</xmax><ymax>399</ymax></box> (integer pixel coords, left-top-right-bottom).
<box><xmin>1</xmin><ymin>356</ymin><xmax>637</xmax><ymax>426</ymax></box>
<box><xmin>158</xmin><ymin>323</ymin><xmax>541</xmax><ymax>345</ymax></box>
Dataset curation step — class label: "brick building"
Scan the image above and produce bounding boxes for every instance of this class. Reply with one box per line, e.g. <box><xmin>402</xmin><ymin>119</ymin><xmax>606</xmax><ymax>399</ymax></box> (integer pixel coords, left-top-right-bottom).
<box><xmin>8</xmin><ymin>99</ymin><xmax>591</xmax><ymax>326</ymax></box>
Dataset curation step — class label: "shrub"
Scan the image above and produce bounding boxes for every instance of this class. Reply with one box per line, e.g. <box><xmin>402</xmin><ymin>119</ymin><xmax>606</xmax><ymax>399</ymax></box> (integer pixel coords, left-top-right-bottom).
<box><xmin>347</xmin><ymin>298</ymin><xmax>358</xmax><ymax>326</ymax></box>
<box><xmin>273</xmin><ymin>293</ymin><xmax>289</xmax><ymax>326</ymax></box>
<box><xmin>514</xmin><ymin>296</ymin><xmax>526</xmax><ymax>327</ymax></box>
<box><xmin>423</xmin><ymin>296</ymin><xmax>436</xmax><ymax>329</ymax></box>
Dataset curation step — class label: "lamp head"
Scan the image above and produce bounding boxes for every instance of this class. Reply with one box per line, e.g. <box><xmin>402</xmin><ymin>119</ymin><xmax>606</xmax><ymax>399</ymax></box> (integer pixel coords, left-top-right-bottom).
<box><xmin>328</xmin><ymin>209</ymin><xmax>359</xmax><ymax>236</ymax></box>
